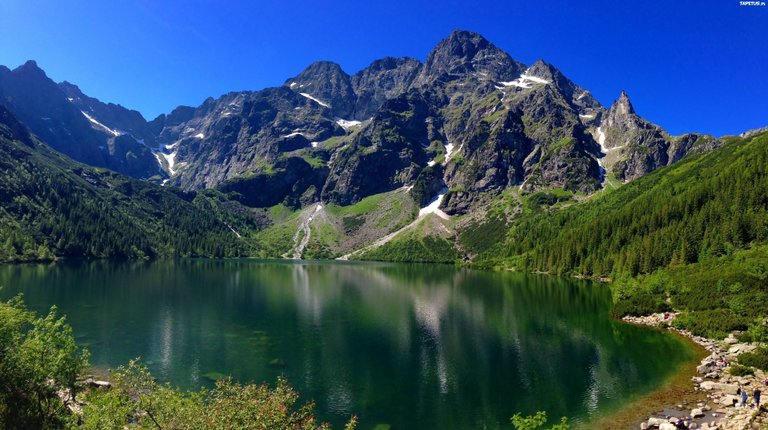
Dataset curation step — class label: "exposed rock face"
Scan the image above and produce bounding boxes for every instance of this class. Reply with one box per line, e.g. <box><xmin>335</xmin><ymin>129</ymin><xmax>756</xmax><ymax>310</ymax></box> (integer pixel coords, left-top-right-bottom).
<box><xmin>284</xmin><ymin>61</ymin><xmax>356</xmax><ymax>119</ymax></box>
<box><xmin>0</xmin><ymin>61</ymin><xmax>160</xmax><ymax>178</ymax></box>
<box><xmin>438</xmin><ymin>57</ymin><xmax>604</xmax><ymax>212</ymax></box>
<box><xmin>600</xmin><ymin>91</ymin><xmax>670</xmax><ymax>180</ymax></box>
<box><xmin>667</xmin><ymin>133</ymin><xmax>721</xmax><ymax>163</ymax></box>
<box><xmin>599</xmin><ymin>91</ymin><xmax>722</xmax><ymax>181</ymax></box>
<box><xmin>0</xmin><ymin>104</ymin><xmax>34</xmax><ymax>147</ymax></box>
<box><xmin>218</xmin><ymin>156</ymin><xmax>327</xmax><ymax>209</ymax></box>
<box><xmin>0</xmin><ymin>61</ymin><xmax>106</xmax><ymax>167</ymax></box>
<box><xmin>414</xmin><ymin>30</ymin><xmax>525</xmax><ymax>88</ymax></box>
<box><xmin>351</xmin><ymin>57</ymin><xmax>421</xmax><ymax>119</ymax></box>
<box><xmin>160</xmin><ymin>88</ymin><xmax>340</xmax><ymax>190</ymax></box>
<box><xmin>409</xmin><ymin>164</ymin><xmax>445</xmax><ymax>207</ymax></box>
<box><xmin>59</xmin><ymin>81</ymin><xmax>157</xmax><ymax>147</ymax></box>
<box><xmin>322</xmin><ymin>92</ymin><xmax>433</xmax><ymax>205</ymax></box>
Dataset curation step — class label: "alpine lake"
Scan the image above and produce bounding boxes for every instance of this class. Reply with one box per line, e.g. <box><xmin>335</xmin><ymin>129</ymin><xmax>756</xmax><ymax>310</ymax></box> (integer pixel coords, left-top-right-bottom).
<box><xmin>0</xmin><ymin>259</ymin><xmax>698</xmax><ymax>430</ymax></box>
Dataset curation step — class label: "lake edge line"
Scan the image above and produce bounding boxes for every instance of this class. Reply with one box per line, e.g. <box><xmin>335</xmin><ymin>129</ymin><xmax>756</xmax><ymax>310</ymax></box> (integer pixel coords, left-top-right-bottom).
<box><xmin>618</xmin><ymin>313</ymin><xmax>767</xmax><ymax>430</ymax></box>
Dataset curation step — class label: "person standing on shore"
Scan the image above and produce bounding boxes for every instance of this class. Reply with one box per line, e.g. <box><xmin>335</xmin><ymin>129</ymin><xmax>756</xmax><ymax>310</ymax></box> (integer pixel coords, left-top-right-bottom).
<box><xmin>741</xmin><ymin>389</ymin><xmax>748</xmax><ymax>408</ymax></box>
<box><xmin>754</xmin><ymin>387</ymin><xmax>761</xmax><ymax>409</ymax></box>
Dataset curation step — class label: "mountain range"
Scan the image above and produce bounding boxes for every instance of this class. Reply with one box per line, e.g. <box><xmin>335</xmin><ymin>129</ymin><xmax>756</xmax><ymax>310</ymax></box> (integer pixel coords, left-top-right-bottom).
<box><xmin>0</xmin><ymin>30</ymin><xmax>757</xmax><ymax>262</ymax></box>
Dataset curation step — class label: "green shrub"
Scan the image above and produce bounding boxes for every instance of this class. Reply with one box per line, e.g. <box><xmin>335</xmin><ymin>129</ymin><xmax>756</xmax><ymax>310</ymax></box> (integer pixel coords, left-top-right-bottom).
<box><xmin>359</xmin><ymin>234</ymin><xmax>459</xmax><ymax>263</ymax></box>
<box><xmin>672</xmin><ymin>309</ymin><xmax>751</xmax><ymax>339</ymax></box>
<box><xmin>81</xmin><ymin>359</ymin><xmax>356</xmax><ymax>430</ymax></box>
<box><xmin>739</xmin><ymin>348</ymin><xmax>768</xmax><ymax>371</ymax></box>
<box><xmin>0</xmin><ymin>296</ymin><xmax>89</xmax><ymax>429</ymax></box>
<box><xmin>511</xmin><ymin>411</ymin><xmax>569</xmax><ymax>430</ymax></box>
<box><xmin>729</xmin><ymin>364</ymin><xmax>754</xmax><ymax>377</ymax></box>
<box><xmin>611</xmin><ymin>289</ymin><xmax>672</xmax><ymax>317</ymax></box>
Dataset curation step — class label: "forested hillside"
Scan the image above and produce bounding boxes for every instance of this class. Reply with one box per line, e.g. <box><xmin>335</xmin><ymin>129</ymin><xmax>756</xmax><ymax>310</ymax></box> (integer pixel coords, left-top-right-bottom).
<box><xmin>486</xmin><ymin>132</ymin><xmax>768</xmax><ymax>277</ymax></box>
<box><xmin>0</xmin><ymin>106</ymin><xmax>264</xmax><ymax>262</ymax></box>
<box><xmin>474</xmin><ymin>131</ymin><xmax>768</xmax><ymax>338</ymax></box>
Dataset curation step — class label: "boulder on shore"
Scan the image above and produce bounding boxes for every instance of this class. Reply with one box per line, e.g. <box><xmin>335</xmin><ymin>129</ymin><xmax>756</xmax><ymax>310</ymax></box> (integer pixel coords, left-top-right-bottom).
<box><xmin>718</xmin><ymin>394</ymin><xmax>739</xmax><ymax>406</ymax></box>
<box><xmin>699</xmin><ymin>381</ymin><xmax>738</xmax><ymax>395</ymax></box>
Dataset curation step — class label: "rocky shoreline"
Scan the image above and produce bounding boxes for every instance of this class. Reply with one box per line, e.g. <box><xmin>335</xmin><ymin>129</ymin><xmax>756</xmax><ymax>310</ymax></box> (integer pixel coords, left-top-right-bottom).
<box><xmin>623</xmin><ymin>313</ymin><xmax>766</xmax><ymax>430</ymax></box>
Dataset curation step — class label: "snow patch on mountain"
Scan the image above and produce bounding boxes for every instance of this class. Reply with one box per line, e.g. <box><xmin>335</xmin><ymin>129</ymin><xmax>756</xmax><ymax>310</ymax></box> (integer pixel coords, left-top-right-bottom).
<box><xmin>444</xmin><ymin>143</ymin><xmax>455</xmax><ymax>161</ymax></box>
<box><xmin>162</xmin><ymin>152</ymin><xmax>178</xmax><ymax>175</ymax></box>
<box><xmin>153</xmin><ymin>153</ymin><xmax>164</xmax><ymax>169</ymax></box>
<box><xmin>81</xmin><ymin>111</ymin><xmax>122</xmax><ymax>137</ymax></box>
<box><xmin>282</xmin><ymin>131</ymin><xmax>305</xmax><ymax>138</ymax></box>
<box><xmin>499</xmin><ymin>71</ymin><xmax>551</xmax><ymax>89</ymax></box>
<box><xmin>335</xmin><ymin>118</ymin><xmax>362</xmax><ymax>130</ymax></box>
<box><xmin>419</xmin><ymin>187</ymin><xmax>450</xmax><ymax>220</ymax></box>
<box><xmin>299</xmin><ymin>93</ymin><xmax>330</xmax><ymax>108</ymax></box>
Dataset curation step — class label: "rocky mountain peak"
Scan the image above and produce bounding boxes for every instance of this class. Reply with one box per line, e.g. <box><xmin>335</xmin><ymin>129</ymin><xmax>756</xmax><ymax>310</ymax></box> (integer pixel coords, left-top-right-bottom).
<box><xmin>58</xmin><ymin>81</ymin><xmax>85</xmax><ymax>102</ymax></box>
<box><xmin>362</xmin><ymin>57</ymin><xmax>420</xmax><ymax>73</ymax></box>
<box><xmin>163</xmin><ymin>105</ymin><xmax>196</xmax><ymax>126</ymax></box>
<box><xmin>602</xmin><ymin>90</ymin><xmax>638</xmax><ymax>127</ymax></box>
<box><xmin>285</xmin><ymin>60</ymin><xmax>355</xmax><ymax>118</ymax></box>
<box><xmin>14</xmin><ymin>60</ymin><xmax>47</xmax><ymax>78</ymax></box>
<box><xmin>0</xmin><ymin>32</ymin><xmax>722</xmax><ymax>217</ymax></box>
<box><xmin>416</xmin><ymin>29</ymin><xmax>525</xmax><ymax>86</ymax></box>
<box><xmin>615</xmin><ymin>90</ymin><xmax>635</xmax><ymax>115</ymax></box>
<box><xmin>526</xmin><ymin>60</ymin><xmax>558</xmax><ymax>81</ymax></box>
<box><xmin>598</xmin><ymin>89</ymin><xmax>677</xmax><ymax>181</ymax></box>
<box><xmin>440</xmin><ymin>29</ymin><xmax>494</xmax><ymax>57</ymax></box>
<box><xmin>286</xmin><ymin>61</ymin><xmax>347</xmax><ymax>84</ymax></box>
<box><xmin>513</xmin><ymin>60</ymin><xmax>603</xmax><ymax>113</ymax></box>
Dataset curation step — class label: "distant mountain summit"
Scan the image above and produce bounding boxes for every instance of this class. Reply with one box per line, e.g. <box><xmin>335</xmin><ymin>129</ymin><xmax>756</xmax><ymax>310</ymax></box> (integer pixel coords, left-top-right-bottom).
<box><xmin>0</xmin><ymin>30</ymin><xmax>725</xmax><ymax>215</ymax></box>
<box><xmin>415</xmin><ymin>30</ymin><xmax>525</xmax><ymax>87</ymax></box>
<box><xmin>0</xmin><ymin>61</ymin><xmax>160</xmax><ymax>178</ymax></box>
<box><xmin>598</xmin><ymin>90</ymin><xmax>720</xmax><ymax>181</ymax></box>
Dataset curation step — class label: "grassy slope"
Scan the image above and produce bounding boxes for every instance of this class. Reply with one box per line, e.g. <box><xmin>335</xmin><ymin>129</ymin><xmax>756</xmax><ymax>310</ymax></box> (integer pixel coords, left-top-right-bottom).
<box><xmin>356</xmin><ymin>214</ymin><xmax>460</xmax><ymax>263</ymax></box>
<box><xmin>251</xmin><ymin>189</ymin><xmax>418</xmax><ymax>259</ymax></box>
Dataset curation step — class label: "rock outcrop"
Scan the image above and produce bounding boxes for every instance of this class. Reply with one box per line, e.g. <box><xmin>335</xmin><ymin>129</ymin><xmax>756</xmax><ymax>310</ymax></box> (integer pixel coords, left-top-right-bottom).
<box><xmin>600</xmin><ymin>91</ymin><xmax>722</xmax><ymax>182</ymax></box>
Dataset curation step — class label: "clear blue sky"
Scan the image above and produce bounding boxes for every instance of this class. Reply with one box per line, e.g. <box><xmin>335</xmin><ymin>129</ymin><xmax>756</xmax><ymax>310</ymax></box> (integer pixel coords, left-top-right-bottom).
<box><xmin>1</xmin><ymin>0</ymin><xmax>765</xmax><ymax>136</ymax></box>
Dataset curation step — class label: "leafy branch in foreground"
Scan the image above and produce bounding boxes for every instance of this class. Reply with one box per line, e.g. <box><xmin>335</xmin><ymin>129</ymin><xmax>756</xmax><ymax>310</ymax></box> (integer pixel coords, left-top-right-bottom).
<box><xmin>0</xmin><ymin>295</ymin><xmax>89</xmax><ymax>429</ymax></box>
<box><xmin>81</xmin><ymin>359</ymin><xmax>357</xmax><ymax>430</ymax></box>
<box><xmin>510</xmin><ymin>411</ymin><xmax>569</xmax><ymax>430</ymax></box>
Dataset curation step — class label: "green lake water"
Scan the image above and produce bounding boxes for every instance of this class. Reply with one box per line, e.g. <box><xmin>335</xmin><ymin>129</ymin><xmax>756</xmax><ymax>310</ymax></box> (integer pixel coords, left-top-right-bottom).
<box><xmin>0</xmin><ymin>260</ymin><xmax>695</xmax><ymax>429</ymax></box>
